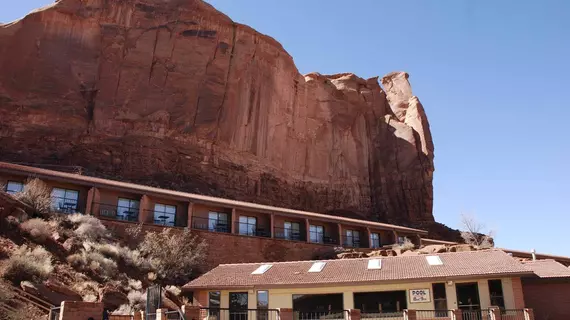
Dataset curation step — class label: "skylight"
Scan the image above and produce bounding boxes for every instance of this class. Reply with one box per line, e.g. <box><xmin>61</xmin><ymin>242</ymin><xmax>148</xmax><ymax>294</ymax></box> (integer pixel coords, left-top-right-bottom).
<box><xmin>426</xmin><ymin>256</ymin><xmax>443</xmax><ymax>266</ymax></box>
<box><xmin>252</xmin><ymin>264</ymin><xmax>273</xmax><ymax>275</ymax></box>
<box><xmin>367</xmin><ymin>259</ymin><xmax>382</xmax><ymax>270</ymax></box>
<box><xmin>308</xmin><ymin>262</ymin><xmax>327</xmax><ymax>273</ymax></box>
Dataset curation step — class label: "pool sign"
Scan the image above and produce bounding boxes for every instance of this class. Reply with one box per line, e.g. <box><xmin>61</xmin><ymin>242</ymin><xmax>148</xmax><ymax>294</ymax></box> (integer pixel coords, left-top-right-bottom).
<box><xmin>409</xmin><ymin>289</ymin><xmax>431</xmax><ymax>303</ymax></box>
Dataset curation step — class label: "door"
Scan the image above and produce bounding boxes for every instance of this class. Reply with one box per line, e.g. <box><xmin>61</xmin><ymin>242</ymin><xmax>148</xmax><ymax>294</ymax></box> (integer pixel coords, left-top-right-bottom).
<box><xmin>456</xmin><ymin>282</ymin><xmax>482</xmax><ymax>320</ymax></box>
<box><xmin>230</xmin><ymin>292</ymin><xmax>249</xmax><ymax>320</ymax></box>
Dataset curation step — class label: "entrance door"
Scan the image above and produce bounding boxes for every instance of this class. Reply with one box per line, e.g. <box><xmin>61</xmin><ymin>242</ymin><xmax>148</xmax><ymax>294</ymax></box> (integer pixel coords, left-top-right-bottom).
<box><xmin>230</xmin><ymin>292</ymin><xmax>249</xmax><ymax>320</ymax></box>
<box><xmin>456</xmin><ymin>283</ymin><xmax>482</xmax><ymax>320</ymax></box>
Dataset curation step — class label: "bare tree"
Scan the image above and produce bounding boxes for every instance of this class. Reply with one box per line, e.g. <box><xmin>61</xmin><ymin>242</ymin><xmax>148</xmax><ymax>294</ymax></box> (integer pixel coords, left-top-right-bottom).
<box><xmin>460</xmin><ymin>214</ymin><xmax>495</xmax><ymax>249</ymax></box>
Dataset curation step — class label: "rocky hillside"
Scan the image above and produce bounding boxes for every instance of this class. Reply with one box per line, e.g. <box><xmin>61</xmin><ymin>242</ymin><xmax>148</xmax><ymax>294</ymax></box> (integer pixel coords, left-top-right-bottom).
<box><xmin>0</xmin><ymin>0</ymin><xmax>434</xmax><ymax>225</ymax></box>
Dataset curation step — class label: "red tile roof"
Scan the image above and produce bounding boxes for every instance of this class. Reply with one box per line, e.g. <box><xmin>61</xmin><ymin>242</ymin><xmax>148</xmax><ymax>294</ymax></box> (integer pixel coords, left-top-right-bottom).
<box><xmin>0</xmin><ymin>161</ymin><xmax>426</xmax><ymax>234</ymax></box>
<box><xmin>521</xmin><ymin>259</ymin><xmax>570</xmax><ymax>278</ymax></box>
<box><xmin>184</xmin><ymin>250</ymin><xmax>533</xmax><ymax>289</ymax></box>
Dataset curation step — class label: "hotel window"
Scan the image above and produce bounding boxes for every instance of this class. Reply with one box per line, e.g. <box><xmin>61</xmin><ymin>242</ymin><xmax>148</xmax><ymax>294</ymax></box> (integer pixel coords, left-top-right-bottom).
<box><xmin>117</xmin><ymin>198</ymin><xmax>139</xmax><ymax>221</ymax></box>
<box><xmin>345</xmin><ymin>230</ymin><xmax>360</xmax><ymax>247</ymax></box>
<box><xmin>5</xmin><ymin>181</ymin><xmax>24</xmax><ymax>195</ymax></box>
<box><xmin>208</xmin><ymin>291</ymin><xmax>221</xmax><ymax>316</ymax></box>
<box><xmin>51</xmin><ymin>188</ymin><xmax>79</xmax><ymax>213</ymax></box>
<box><xmin>284</xmin><ymin>222</ymin><xmax>301</xmax><ymax>240</ymax></box>
<box><xmin>488</xmin><ymin>280</ymin><xmax>505</xmax><ymax>308</ymax></box>
<box><xmin>257</xmin><ymin>290</ymin><xmax>269</xmax><ymax>320</ymax></box>
<box><xmin>239</xmin><ymin>216</ymin><xmax>257</xmax><ymax>236</ymax></box>
<box><xmin>153</xmin><ymin>203</ymin><xmax>176</xmax><ymax>227</ymax></box>
<box><xmin>370</xmin><ymin>233</ymin><xmax>381</xmax><ymax>248</ymax></box>
<box><xmin>208</xmin><ymin>212</ymin><xmax>228</xmax><ymax>232</ymax></box>
<box><xmin>432</xmin><ymin>283</ymin><xmax>448</xmax><ymax>317</ymax></box>
<box><xmin>309</xmin><ymin>225</ymin><xmax>324</xmax><ymax>243</ymax></box>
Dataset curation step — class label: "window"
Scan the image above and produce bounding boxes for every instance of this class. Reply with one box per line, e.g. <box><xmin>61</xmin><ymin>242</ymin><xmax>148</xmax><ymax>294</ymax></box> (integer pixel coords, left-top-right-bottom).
<box><xmin>153</xmin><ymin>203</ymin><xmax>176</xmax><ymax>226</ymax></box>
<box><xmin>208</xmin><ymin>291</ymin><xmax>221</xmax><ymax>316</ymax></box>
<box><xmin>308</xmin><ymin>262</ymin><xmax>326</xmax><ymax>273</ymax></box>
<box><xmin>367</xmin><ymin>259</ymin><xmax>382</xmax><ymax>270</ymax></box>
<box><xmin>239</xmin><ymin>216</ymin><xmax>257</xmax><ymax>236</ymax></box>
<box><xmin>432</xmin><ymin>283</ymin><xmax>448</xmax><ymax>316</ymax></box>
<box><xmin>116</xmin><ymin>198</ymin><xmax>139</xmax><ymax>221</ymax></box>
<box><xmin>208</xmin><ymin>212</ymin><xmax>228</xmax><ymax>232</ymax></box>
<box><xmin>284</xmin><ymin>222</ymin><xmax>301</xmax><ymax>240</ymax></box>
<box><xmin>370</xmin><ymin>233</ymin><xmax>381</xmax><ymax>248</ymax></box>
<box><xmin>252</xmin><ymin>264</ymin><xmax>272</xmax><ymax>275</ymax></box>
<box><xmin>257</xmin><ymin>290</ymin><xmax>269</xmax><ymax>320</ymax></box>
<box><xmin>354</xmin><ymin>291</ymin><xmax>407</xmax><ymax>313</ymax></box>
<box><xmin>51</xmin><ymin>188</ymin><xmax>79</xmax><ymax>213</ymax></box>
<box><xmin>488</xmin><ymin>280</ymin><xmax>505</xmax><ymax>308</ymax></box>
<box><xmin>5</xmin><ymin>181</ymin><xmax>24</xmax><ymax>195</ymax></box>
<box><xmin>345</xmin><ymin>230</ymin><xmax>360</xmax><ymax>247</ymax></box>
<box><xmin>426</xmin><ymin>256</ymin><xmax>443</xmax><ymax>266</ymax></box>
<box><xmin>309</xmin><ymin>225</ymin><xmax>324</xmax><ymax>243</ymax></box>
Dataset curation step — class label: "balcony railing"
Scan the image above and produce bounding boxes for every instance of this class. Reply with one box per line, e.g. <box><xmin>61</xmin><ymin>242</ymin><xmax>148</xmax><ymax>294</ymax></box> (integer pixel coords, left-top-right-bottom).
<box><xmin>309</xmin><ymin>231</ymin><xmax>338</xmax><ymax>245</ymax></box>
<box><xmin>96</xmin><ymin>202</ymin><xmax>139</xmax><ymax>222</ymax></box>
<box><xmin>51</xmin><ymin>197</ymin><xmax>82</xmax><ymax>214</ymax></box>
<box><xmin>191</xmin><ymin>216</ymin><xmax>230</xmax><ymax>233</ymax></box>
<box><xmin>341</xmin><ymin>235</ymin><xmax>363</xmax><ymax>248</ymax></box>
<box><xmin>235</xmin><ymin>221</ymin><xmax>271</xmax><ymax>238</ymax></box>
<box><xmin>273</xmin><ymin>226</ymin><xmax>304</xmax><ymax>241</ymax></box>
<box><xmin>142</xmin><ymin>209</ymin><xmax>178</xmax><ymax>227</ymax></box>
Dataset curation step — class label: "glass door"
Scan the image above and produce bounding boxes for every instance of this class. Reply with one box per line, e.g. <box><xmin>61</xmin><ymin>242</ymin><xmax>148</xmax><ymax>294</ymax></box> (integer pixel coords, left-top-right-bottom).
<box><xmin>230</xmin><ymin>292</ymin><xmax>249</xmax><ymax>320</ymax></box>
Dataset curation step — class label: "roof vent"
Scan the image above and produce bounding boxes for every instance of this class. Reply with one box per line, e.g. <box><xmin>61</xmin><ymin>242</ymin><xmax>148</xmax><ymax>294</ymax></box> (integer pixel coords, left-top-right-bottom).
<box><xmin>367</xmin><ymin>259</ymin><xmax>382</xmax><ymax>270</ymax></box>
<box><xmin>308</xmin><ymin>262</ymin><xmax>327</xmax><ymax>273</ymax></box>
<box><xmin>252</xmin><ymin>264</ymin><xmax>273</xmax><ymax>275</ymax></box>
<box><xmin>426</xmin><ymin>256</ymin><xmax>443</xmax><ymax>266</ymax></box>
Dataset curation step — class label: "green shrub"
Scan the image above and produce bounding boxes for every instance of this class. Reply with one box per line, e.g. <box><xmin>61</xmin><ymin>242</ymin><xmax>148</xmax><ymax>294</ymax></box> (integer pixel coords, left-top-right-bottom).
<box><xmin>2</xmin><ymin>245</ymin><xmax>53</xmax><ymax>285</ymax></box>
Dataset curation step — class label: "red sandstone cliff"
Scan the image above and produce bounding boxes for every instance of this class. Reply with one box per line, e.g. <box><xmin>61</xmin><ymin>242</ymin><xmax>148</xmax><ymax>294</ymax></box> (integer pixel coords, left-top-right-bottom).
<box><xmin>0</xmin><ymin>0</ymin><xmax>435</xmax><ymax>224</ymax></box>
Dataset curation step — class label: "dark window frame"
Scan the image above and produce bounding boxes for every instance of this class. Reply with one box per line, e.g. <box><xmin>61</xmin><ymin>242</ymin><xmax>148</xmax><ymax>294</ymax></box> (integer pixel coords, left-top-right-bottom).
<box><xmin>488</xmin><ymin>279</ymin><xmax>505</xmax><ymax>309</ymax></box>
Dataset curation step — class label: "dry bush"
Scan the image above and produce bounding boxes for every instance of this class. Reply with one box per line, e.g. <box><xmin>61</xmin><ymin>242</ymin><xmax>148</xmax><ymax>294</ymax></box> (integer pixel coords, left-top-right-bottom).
<box><xmin>67</xmin><ymin>249</ymin><xmax>118</xmax><ymax>280</ymax></box>
<box><xmin>72</xmin><ymin>281</ymin><xmax>100</xmax><ymax>302</ymax></box>
<box><xmin>2</xmin><ymin>245</ymin><xmax>53</xmax><ymax>285</ymax></box>
<box><xmin>394</xmin><ymin>238</ymin><xmax>415</xmax><ymax>251</ymax></box>
<box><xmin>68</xmin><ymin>214</ymin><xmax>110</xmax><ymax>241</ymax></box>
<box><xmin>139</xmin><ymin>228</ymin><xmax>207</xmax><ymax>286</ymax></box>
<box><xmin>460</xmin><ymin>214</ymin><xmax>495</xmax><ymax>249</ymax></box>
<box><xmin>13</xmin><ymin>178</ymin><xmax>52</xmax><ymax>216</ymax></box>
<box><xmin>19</xmin><ymin>218</ymin><xmax>52</xmax><ymax>243</ymax></box>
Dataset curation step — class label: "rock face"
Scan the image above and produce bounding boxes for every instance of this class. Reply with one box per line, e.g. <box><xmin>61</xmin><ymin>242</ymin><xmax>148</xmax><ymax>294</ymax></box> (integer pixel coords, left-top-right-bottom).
<box><xmin>0</xmin><ymin>0</ymin><xmax>434</xmax><ymax>224</ymax></box>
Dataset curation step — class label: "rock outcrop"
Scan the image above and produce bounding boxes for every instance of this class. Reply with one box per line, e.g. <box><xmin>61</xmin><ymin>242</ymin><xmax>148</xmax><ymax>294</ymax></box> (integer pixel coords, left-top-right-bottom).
<box><xmin>0</xmin><ymin>0</ymin><xmax>435</xmax><ymax>224</ymax></box>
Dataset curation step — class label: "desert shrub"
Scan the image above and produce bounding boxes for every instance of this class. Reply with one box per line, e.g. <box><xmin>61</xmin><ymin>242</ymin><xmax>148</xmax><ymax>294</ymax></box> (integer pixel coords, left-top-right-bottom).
<box><xmin>19</xmin><ymin>218</ymin><xmax>52</xmax><ymax>243</ymax></box>
<box><xmin>73</xmin><ymin>281</ymin><xmax>100</xmax><ymax>302</ymax></box>
<box><xmin>13</xmin><ymin>178</ymin><xmax>52</xmax><ymax>216</ymax></box>
<box><xmin>138</xmin><ymin>228</ymin><xmax>206</xmax><ymax>286</ymax></box>
<box><xmin>67</xmin><ymin>214</ymin><xmax>109</xmax><ymax>241</ymax></box>
<box><xmin>394</xmin><ymin>238</ymin><xmax>415</xmax><ymax>251</ymax></box>
<box><xmin>2</xmin><ymin>245</ymin><xmax>53</xmax><ymax>284</ymax></box>
<box><xmin>67</xmin><ymin>249</ymin><xmax>118</xmax><ymax>280</ymax></box>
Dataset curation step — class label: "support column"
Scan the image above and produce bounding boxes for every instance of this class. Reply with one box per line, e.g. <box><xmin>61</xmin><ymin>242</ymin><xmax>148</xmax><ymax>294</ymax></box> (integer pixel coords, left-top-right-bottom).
<box><xmin>338</xmin><ymin>223</ymin><xmax>343</xmax><ymax>246</ymax></box>
<box><xmin>182</xmin><ymin>305</ymin><xmax>201</xmax><ymax>320</ymax></box>
<box><xmin>86</xmin><ymin>187</ymin><xmax>100</xmax><ymax>216</ymax></box>
<box><xmin>392</xmin><ymin>230</ymin><xmax>399</xmax><ymax>245</ymax></box>
<box><xmin>366</xmin><ymin>227</ymin><xmax>372</xmax><ymax>248</ymax></box>
<box><xmin>270</xmin><ymin>213</ymin><xmax>275</xmax><ymax>238</ymax></box>
<box><xmin>404</xmin><ymin>310</ymin><xmax>417</xmax><ymax>320</ymax></box>
<box><xmin>489</xmin><ymin>307</ymin><xmax>501</xmax><ymax>320</ymax></box>
<box><xmin>524</xmin><ymin>309</ymin><xmax>535</xmax><ymax>320</ymax></box>
<box><xmin>277</xmin><ymin>308</ymin><xmax>293</xmax><ymax>320</ymax></box>
<box><xmin>231</xmin><ymin>208</ymin><xmax>237</xmax><ymax>234</ymax></box>
<box><xmin>305</xmin><ymin>218</ymin><xmax>311</xmax><ymax>243</ymax></box>
<box><xmin>451</xmin><ymin>309</ymin><xmax>463</xmax><ymax>320</ymax></box>
<box><xmin>187</xmin><ymin>202</ymin><xmax>194</xmax><ymax>229</ymax></box>
<box><xmin>139</xmin><ymin>195</ymin><xmax>151</xmax><ymax>224</ymax></box>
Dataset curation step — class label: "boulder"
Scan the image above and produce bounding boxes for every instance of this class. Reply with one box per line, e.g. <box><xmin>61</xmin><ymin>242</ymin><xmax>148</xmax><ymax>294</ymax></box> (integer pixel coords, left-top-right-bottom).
<box><xmin>44</xmin><ymin>279</ymin><xmax>82</xmax><ymax>302</ymax></box>
<box><xmin>449</xmin><ymin>244</ymin><xmax>475</xmax><ymax>252</ymax></box>
<box><xmin>418</xmin><ymin>245</ymin><xmax>448</xmax><ymax>254</ymax></box>
<box><xmin>21</xmin><ymin>281</ymin><xmax>79</xmax><ymax>306</ymax></box>
<box><xmin>100</xmin><ymin>287</ymin><xmax>129</xmax><ymax>311</ymax></box>
<box><xmin>337</xmin><ymin>252</ymin><xmax>368</xmax><ymax>259</ymax></box>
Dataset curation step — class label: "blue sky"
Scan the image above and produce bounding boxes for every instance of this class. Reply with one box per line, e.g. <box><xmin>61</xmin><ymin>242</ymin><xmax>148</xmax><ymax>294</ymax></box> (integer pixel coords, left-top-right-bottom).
<box><xmin>3</xmin><ymin>1</ymin><xmax>570</xmax><ymax>256</ymax></box>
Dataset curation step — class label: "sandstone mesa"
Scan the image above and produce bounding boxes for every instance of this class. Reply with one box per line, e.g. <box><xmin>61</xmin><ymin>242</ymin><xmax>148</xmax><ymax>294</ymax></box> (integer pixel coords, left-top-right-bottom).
<box><xmin>0</xmin><ymin>0</ymin><xmax>435</xmax><ymax>228</ymax></box>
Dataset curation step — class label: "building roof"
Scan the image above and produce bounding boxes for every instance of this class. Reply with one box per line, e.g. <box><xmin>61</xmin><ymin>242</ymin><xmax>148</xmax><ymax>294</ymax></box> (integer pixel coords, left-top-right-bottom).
<box><xmin>184</xmin><ymin>250</ymin><xmax>533</xmax><ymax>290</ymax></box>
<box><xmin>0</xmin><ymin>161</ymin><xmax>426</xmax><ymax>235</ymax></box>
<box><xmin>521</xmin><ymin>259</ymin><xmax>570</xmax><ymax>278</ymax></box>
<box><xmin>502</xmin><ymin>248</ymin><xmax>570</xmax><ymax>266</ymax></box>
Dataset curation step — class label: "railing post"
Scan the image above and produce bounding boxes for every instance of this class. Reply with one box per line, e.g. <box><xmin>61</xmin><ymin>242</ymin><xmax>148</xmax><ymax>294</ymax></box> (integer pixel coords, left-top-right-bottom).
<box><xmin>524</xmin><ymin>309</ymin><xmax>535</xmax><ymax>320</ymax></box>
<box><xmin>404</xmin><ymin>309</ymin><xmax>417</xmax><ymax>320</ymax></box>
<box><xmin>182</xmin><ymin>305</ymin><xmax>201</xmax><ymax>320</ymax></box>
<box><xmin>489</xmin><ymin>307</ymin><xmax>501</xmax><ymax>320</ymax></box>
<box><xmin>277</xmin><ymin>308</ymin><xmax>293</xmax><ymax>320</ymax></box>
<box><xmin>348</xmin><ymin>309</ymin><xmax>361</xmax><ymax>320</ymax></box>
<box><xmin>451</xmin><ymin>309</ymin><xmax>463</xmax><ymax>320</ymax></box>
<box><xmin>156</xmin><ymin>308</ymin><xmax>166</xmax><ymax>320</ymax></box>
<box><xmin>133</xmin><ymin>311</ymin><xmax>143</xmax><ymax>320</ymax></box>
